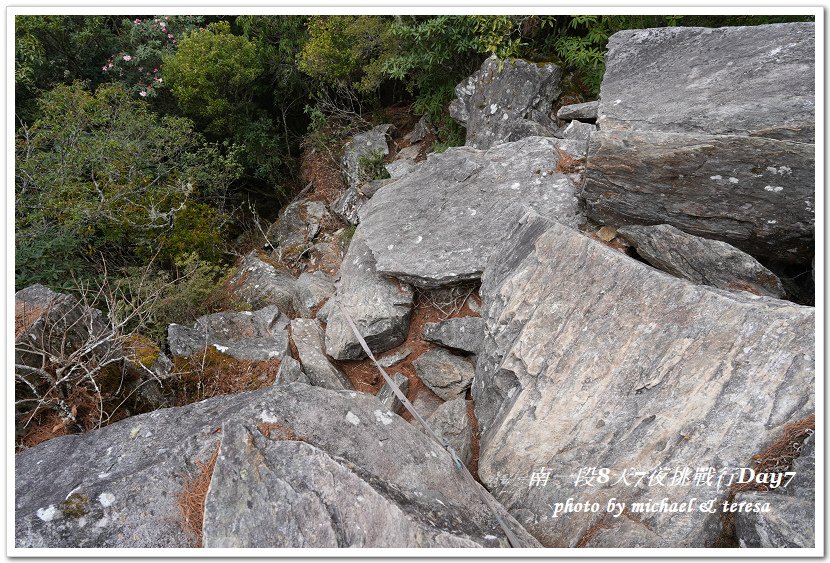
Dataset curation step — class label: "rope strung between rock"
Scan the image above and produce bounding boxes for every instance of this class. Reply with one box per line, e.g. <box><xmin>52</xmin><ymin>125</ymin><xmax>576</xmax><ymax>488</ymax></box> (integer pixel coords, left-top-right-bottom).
<box><xmin>335</xmin><ymin>300</ymin><xmax>523</xmax><ymax>548</ymax></box>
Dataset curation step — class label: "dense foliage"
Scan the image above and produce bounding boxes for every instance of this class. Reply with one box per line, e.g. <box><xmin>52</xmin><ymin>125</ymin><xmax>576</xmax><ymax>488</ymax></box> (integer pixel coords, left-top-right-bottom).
<box><xmin>16</xmin><ymin>12</ymin><xmax>814</xmax><ymax>304</ymax></box>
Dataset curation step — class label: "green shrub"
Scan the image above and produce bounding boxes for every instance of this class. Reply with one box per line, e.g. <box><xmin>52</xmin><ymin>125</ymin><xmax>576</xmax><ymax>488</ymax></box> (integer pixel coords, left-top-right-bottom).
<box><xmin>15</xmin><ymin>82</ymin><xmax>241</xmax><ymax>289</ymax></box>
<box><xmin>299</xmin><ymin>16</ymin><xmax>394</xmax><ymax>93</ymax></box>
<box><xmin>357</xmin><ymin>149</ymin><xmax>391</xmax><ymax>182</ymax></box>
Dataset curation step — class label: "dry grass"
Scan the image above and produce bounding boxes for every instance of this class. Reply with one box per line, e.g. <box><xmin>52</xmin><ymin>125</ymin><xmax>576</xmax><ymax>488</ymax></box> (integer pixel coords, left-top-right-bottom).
<box><xmin>177</xmin><ymin>444</ymin><xmax>220</xmax><ymax>547</ymax></box>
<box><xmin>554</xmin><ymin>146</ymin><xmax>585</xmax><ymax>174</ymax></box>
<box><xmin>172</xmin><ymin>347</ymin><xmax>281</xmax><ymax>407</ymax></box>
<box><xmin>257</xmin><ymin>420</ymin><xmax>301</xmax><ymax>441</ymax></box>
<box><xmin>15</xmin><ymin>302</ymin><xmax>46</xmax><ymax>339</ymax></box>
<box><xmin>732</xmin><ymin>414</ymin><xmax>815</xmax><ymax>494</ymax></box>
<box><xmin>713</xmin><ymin>414</ymin><xmax>816</xmax><ymax>547</ymax></box>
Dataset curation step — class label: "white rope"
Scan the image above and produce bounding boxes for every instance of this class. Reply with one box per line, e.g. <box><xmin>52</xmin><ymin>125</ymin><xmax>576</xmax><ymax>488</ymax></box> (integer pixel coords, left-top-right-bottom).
<box><xmin>335</xmin><ymin>300</ymin><xmax>523</xmax><ymax>548</ymax></box>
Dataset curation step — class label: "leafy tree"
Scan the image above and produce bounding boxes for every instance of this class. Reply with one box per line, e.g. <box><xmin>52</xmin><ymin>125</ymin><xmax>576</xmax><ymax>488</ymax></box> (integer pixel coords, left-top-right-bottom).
<box><xmin>16</xmin><ymin>82</ymin><xmax>241</xmax><ymax>290</ymax></box>
<box><xmin>299</xmin><ymin>16</ymin><xmax>395</xmax><ymax>94</ymax></box>
<box><xmin>162</xmin><ymin>21</ymin><xmax>264</xmax><ymax>136</ymax></box>
<box><xmin>100</xmin><ymin>15</ymin><xmax>203</xmax><ymax>100</ymax></box>
<box><xmin>15</xmin><ymin>15</ymin><xmax>121</xmax><ymax>121</ymax></box>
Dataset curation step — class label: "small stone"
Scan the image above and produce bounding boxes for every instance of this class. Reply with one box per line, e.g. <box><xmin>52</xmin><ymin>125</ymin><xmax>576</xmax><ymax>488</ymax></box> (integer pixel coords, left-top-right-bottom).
<box><xmin>378</xmin><ymin>347</ymin><xmax>412</xmax><ymax>368</ymax></box>
<box><xmin>596</xmin><ymin>225</ymin><xmax>617</xmax><ymax>242</ymax></box>
<box><xmin>375</xmin><ymin>373</ymin><xmax>409</xmax><ymax>414</ymax></box>
<box><xmin>413</xmin><ymin>349</ymin><xmax>475</xmax><ymax>402</ymax></box>
<box><xmin>556</xmin><ymin>100</ymin><xmax>599</xmax><ymax>122</ymax></box>
<box><xmin>422</xmin><ymin>317</ymin><xmax>485</xmax><ymax>355</ymax></box>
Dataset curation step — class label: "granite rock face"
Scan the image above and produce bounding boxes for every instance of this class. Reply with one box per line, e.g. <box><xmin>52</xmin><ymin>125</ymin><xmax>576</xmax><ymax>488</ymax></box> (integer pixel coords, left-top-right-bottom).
<box><xmin>473</xmin><ymin>211</ymin><xmax>814</xmax><ymax>547</ymax></box>
<box><xmin>598</xmin><ymin>23</ymin><xmax>815</xmax><ymax>142</ymax></box>
<box><xmin>618</xmin><ymin>224</ymin><xmax>785</xmax><ymax>298</ymax></box>
<box><xmin>422</xmin><ymin>316</ymin><xmax>486</xmax><ymax>355</ymax></box>
<box><xmin>290</xmin><ymin>319</ymin><xmax>352</xmax><ymax>390</ymax></box>
<box><xmin>167</xmin><ymin>305</ymin><xmax>289</xmax><ymax>362</ymax></box>
<box><xmin>358</xmin><ymin>136</ymin><xmax>585</xmax><ymax>287</ymax></box>
<box><xmin>414</xmin><ymin>349</ymin><xmax>475</xmax><ymax>402</ymax></box>
<box><xmin>228</xmin><ymin>252</ymin><xmax>309</xmax><ymax>317</ymax></box>
<box><xmin>582</xmin><ymin>130</ymin><xmax>814</xmax><ymax>263</ymax></box>
<box><xmin>561</xmin><ymin>120</ymin><xmax>596</xmax><ymax>141</ymax></box>
<box><xmin>449</xmin><ymin>56</ymin><xmax>561</xmax><ymax>149</ymax></box>
<box><xmin>324</xmin><ymin>231</ymin><xmax>414</xmax><ymax>360</ymax></box>
<box><xmin>16</xmin><ymin>384</ymin><xmax>540</xmax><ymax>548</ymax></box>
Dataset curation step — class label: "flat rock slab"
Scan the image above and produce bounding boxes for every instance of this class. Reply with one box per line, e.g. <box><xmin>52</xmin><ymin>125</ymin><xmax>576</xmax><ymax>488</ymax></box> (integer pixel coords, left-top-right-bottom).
<box><xmin>556</xmin><ymin>100</ymin><xmax>599</xmax><ymax>122</ymax></box>
<box><xmin>422</xmin><ymin>316</ymin><xmax>485</xmax><ymax>355</ymax></box>
<box><xmin>582</xmin><ymin>130</ymin><xmax>814</xmax><ymax>263</ymax></box>
<box><xmin>450</xmin><ymin>55</ymin><xmax>561</xmax><ymax>149</ymax></box>
<box><xmin>473</xmin><ymin>211</ymin><xmax>814</xmax><ymax>548</ymax></box>
<box><xmin>16</xmin><ymin>384</ymin><xmax>540</xmax><ymax>548</ymax></box>
<box><xmin>290</xmin><ymin>319</ymin><xmax>352</xmax><ymax>390</ymax></box>
<box><xmin>229</xmin><ymin>252</ymin><xmax>308</xmax><ymax>317</ymax></box>
<box><xmin>414</xmin><ymin>348</ymin><xmax>475</xmax><ymax>402</ymax></box>
<box><xmin>324</xmin><ymin>231</ymin><xmax>414</xmax><ymax>360</ymax></box>
<box><xmin>598</xmin><ymin>23</ymin><xmax>815</xmax><ymax>142</ymax></box>
<box><xmin>359</xmin><ymin>136</ymin><xmax>585</xmax><ymax>287</ymax></box>
<box><xmin>167</xmin><ymin>305</ymin><xmax>289</xmax><ymax>362</ymax></box>
<box><xmin>618</xmin><ymin>224</ymin><xmax>785</xmax><ymax>298</ymax></box>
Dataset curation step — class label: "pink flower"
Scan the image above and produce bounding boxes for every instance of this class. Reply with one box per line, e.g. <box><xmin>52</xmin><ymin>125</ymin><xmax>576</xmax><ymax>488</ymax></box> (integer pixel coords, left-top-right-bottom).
<box><xmin>108</xmin><ymin>63</ymin><xmax>113</xmax><ymax>68</ymax></box>
<box><xmin>102</xmin><ymin>65</ymin><xmax>108</xmax><ymax>71</ymax></box>
<box><xmin>172</xmin><ymin>39</ymin><xmax>177</xmax><ymax>43</ymax></box>
<box><xmin>161</xmin><ymin>28</ymin><xmax>167</xmax><ymax>33</ymax></box>
<box><xmin>165</xmin><ymin>16</ymin><xmax>169</xmax><ymax>20</ymax></box>
<box><xmin>153</xmin><ymin>68</ymin><xmax>159</xmax><ymax>72</ymax></box>
<box><xmin>134</xmin><ymin>18</ymin><xmax>141</xmax><ymax>24</ymax></box>
<box><xmin>122</xmin><ymin>55</ymin><xmax>132</xmax><ymax>61</ymax></box>
<box><xmin>139</xmin><ymin>91</ymin><xmax>147</xmax><ymax>97</ymax></box>
<box><xmin>167</xmin><ymin>33</ymin><xmax>173</xmax><ymax>38</ymax></box>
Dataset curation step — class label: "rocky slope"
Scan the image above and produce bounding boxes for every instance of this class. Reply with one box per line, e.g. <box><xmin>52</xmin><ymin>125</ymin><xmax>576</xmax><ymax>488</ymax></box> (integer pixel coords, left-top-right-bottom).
<box><xmin>14</xmin><ymin>22</ymin><xmax>815</xmax><ymax>550</ymax></box>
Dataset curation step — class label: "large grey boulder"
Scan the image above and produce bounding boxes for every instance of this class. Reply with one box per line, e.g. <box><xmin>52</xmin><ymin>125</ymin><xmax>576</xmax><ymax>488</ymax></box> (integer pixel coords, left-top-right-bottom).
<box><xmin>422</xmin><ymin>316</ymin><xmax>485</xmax><ymax>355</ymax></box>
<box><xmin>413</xmin><ymin>349</ymin><xmax>475</xmax><ymax>402</ymax></box>
<box><xmin>342</xmin><ymin>124</ymin><xmax>394</xmax><ymax>191</ymax></box>
<box><xmin>290</xmin><ymin>319</ymin><xmax>352</xmax><ymax>390</ymax></box>
<box><xmin>473</xmin><ymin>210</ymin><xmax>814</xmax><ymax>548</ymax></box>
<box><xmin>450</xmin><ymin>56</ymin><xmax>561</xmax><ymax>149</ymax></box>
<box><xmin>618</xmin><ymin>224</ymin><xmax>785</xmax><ymax>298</ymax></box>
<box><xmin>266</xmin><ymin>200</ymin><xmax>330</xmax><ymax>251</ymax></box>
<box><xmin>735</xmin><ymin>433</ymin><xmax>815</xmax><ymax>548</ymax></box>
<box><xmin>167</xmin><ymin>305</ymin><xmax>289</xmax><ymax>362</ymax></box>
<box><xmin>296</xmin><ymin>271</ymin><xmax>336</xmax><ymax>310</ymax></box>
<box><xmin>228</xmin><ymin>252</ymin><xmax>308</xmax><ymax>317</ymax></box>
<box><xmin>358</xmin><ymin>136</ymin><xmax>585</xmax><ymax>287</ymax></box>
<box><xmin>598</xmin><ymin>23</ymin><xmax>815</xmax><ymax>142</ymax></box>
<box><xmin>582</xmin><ymin>130</ymin><xmax>814</xmax><ymax>263</ymax></box>
<box><xmin>14</xmin><ymin>383</ymin><xmax>542</xmax><ymax>547</ymax></box>
<box><xmin>324</xmin><ymin>231</ymin><xmax>414</xmax><ymax>360</ymax></box>
<box><xmin>15</xmin><ymin>284</ymin><xmax>108</xmax><ymax>370</ymax></box>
